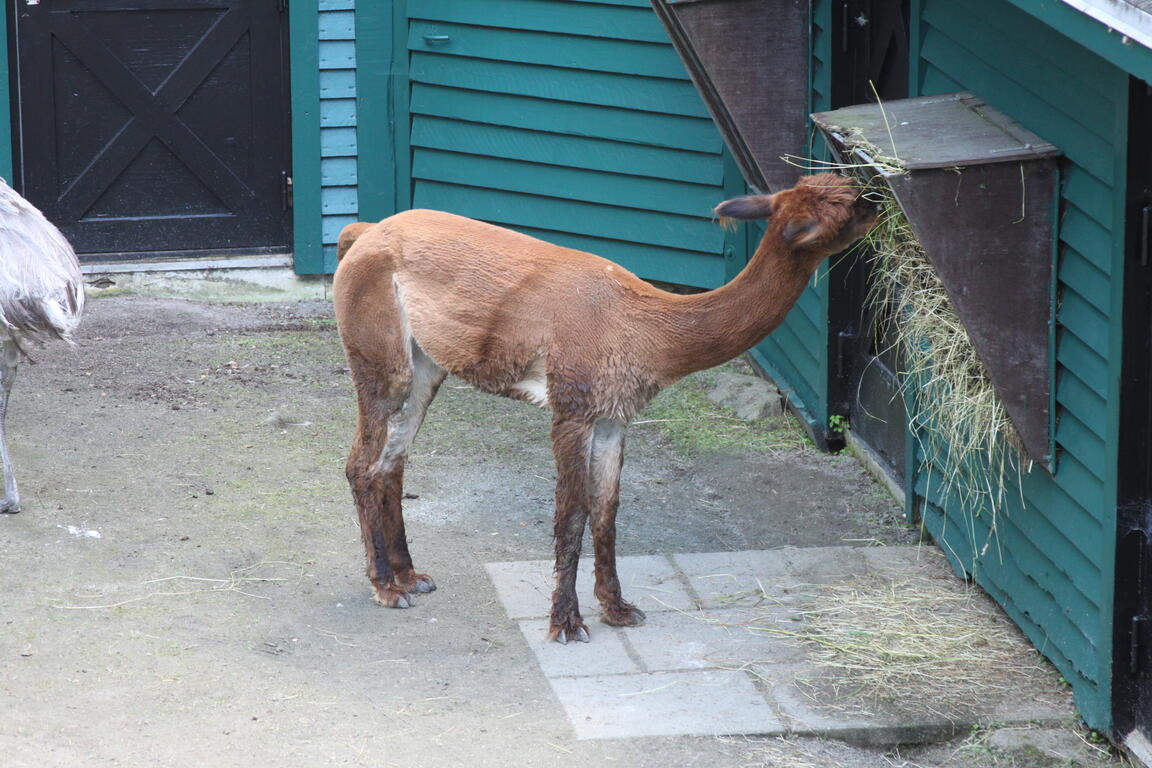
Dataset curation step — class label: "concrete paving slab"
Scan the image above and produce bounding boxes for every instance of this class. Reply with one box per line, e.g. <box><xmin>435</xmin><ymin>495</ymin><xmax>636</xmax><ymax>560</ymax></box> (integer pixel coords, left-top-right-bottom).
<box><xmin>772</xmin><ymin>679</ymin><xmax>968</xmax><ymax>745</ymax></box>
<box><xmin>672</xmin><ymin>549</ymin><xmax>793</xmax><ymax>607</ymax></box>
<box><xmin>518</xmin><ymin>619</ymin><xmax>640</xmax><ymax>677</ymax></box>
<box><xmin>488</xmin><ymin>546</ymin><xmax>1077</xmax><ymax>747</ymax></box>
<box><xmin>548</xmin><ymin>670</ymin><xmax>780</xmax><ymax>740</ymax></box>
<box><xmin>625</xmin><ymin>607</ymin><xmax>808</xmax><ymax>672</ymax></box>
<box><xmin>485</xmin><ymin>555</ymin><xmax>695</xmax><ymax>620</ymax></box>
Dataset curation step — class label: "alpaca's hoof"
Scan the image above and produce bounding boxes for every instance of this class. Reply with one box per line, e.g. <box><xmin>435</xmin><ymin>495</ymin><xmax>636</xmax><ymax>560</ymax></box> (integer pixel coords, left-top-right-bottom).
<box><xmin>549</xmin><ymin>615</ymin><xmax>591</xmax><ymax>644</ymax></box>
<box><xmin>405</xmin><ymin>573</ymin><xmax>437</xmax><ymax>594</ymax></box>
<box><xmin>372</xmin><ymin>585</ymin><xmax>413</xmax><ymax>609</ymax></box>
<box><xmin>0</xmin><ymin>498</ymin><xmax>20</xmax><ymax>514</ymax></box>
<box><xmin>601</xmin><ymin>602</ymin><xmax>646</xmax><ymax>627</ymax></box>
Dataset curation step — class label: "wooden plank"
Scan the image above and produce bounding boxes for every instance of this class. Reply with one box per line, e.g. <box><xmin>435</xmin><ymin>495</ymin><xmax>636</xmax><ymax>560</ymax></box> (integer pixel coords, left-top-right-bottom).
<box><xmin>319</xmin><ymin>40</ymin><xmax>355</xmax><ymax>70</ymax></box>
<box><xmin>409</xmin><ymin>54</ymin><xmax>710</xmax><ymax>118</ymax></box>
<box><xmin>411</xmin><ymin>84</ymin><xmax>721</xmax><ymax>153</ymax></box>
<box><xmin>322</xmin><ymin>214</ymin><xmax>358</xmax><ymax>244</ymax></box>
<box><xmin>289</xmin><ymin>0</ymin><xmax>323</xmax><ymax>274</ymax></box>
<box><xmin>1062</xmin><ymin>165</ymin><xmax>1115</xmax><ymax>233</ymax></box>
<box><xmin>1053</xmin><ymin>451</ymin><xmax>1110</xmax><ymax>523</ymax></box>
<box><xmin>1058</xmin><ymin>291</ymin><xmax>1110</xmax><ymax>354</ymax></box>
<box><xmin>973</xmin><ymin>528</ymin><xmax>1102</xmax><ymax>682</ymax></box>
<box><xmin>320</xmin><ymin>69</ymin><xmax>356</xmax><ymax>100</ymax></box>
<box><xmin>319</xmin><ymin>9</ymin><xmax>354</xmax><ymax>40</ymax></box>
<box><xmin>408</xmin><ymin>21</ymin><xmax>689</xmax><ymax>80</ymax></box>
<box><xmin>1056</xmin><ymin>368</ymin><xmax>1108</xmax><ymax>441</ymax></box>
<box><xmin>355</xmin><ymin>1</ymin><xmax>397</xmax><ymax>221</ymax></box>
<box><xmin>408</xmin><ymin>0</ymin><xmax>669</xmax><ymax>43</ymax></box>
<box><xmin>763</xmin><ymin>317</ymin><xmax>821</xmax><ymax>378</ymax></box>
<box><xmin>321</xmin><ymin>157</ymin><xmax>357</xmax><ymax>187</ymax></box>
<box><xmin>1060</xmin><ymin>211</ymin><xmax>1113</xmax><ymax>274</ymax></box>
<box><xmin>921</xmin><ymin>64</ymin><xmax>964</xmax><ymax>95</ymax></box>
<box><xmin>322</xmin><ymin>186</ymin><xmax>358</xmax><ymax>216</ymax></box>
<box><xmin>412</xmin><ymin>182</ymin><xmax>724</xmax><ymax>254</ymax></box>
<box><xmin>321</xmin><ymin>98</ymin><xmax>357</xmax><ymax>128</ymax></box>
<box><xmin>410</xmin><ymin>116</ymin><xmax>723</xmax><ymax>185</ymax></box>
<box><xmin>412</xmin><ymin>150</ymin><xmax>721</xmax><ymax>218</ymax></box>
<box><xmin>1019</xmin><ymin>466</ymin><xmax>1107</xmax><ymax>568</ymax></box>
<box><xmin>751</xmin><ymin>338</ymin><xmax>821</xmax><ymax>415</ymax></box>
<box><xmin>1055</xmin><ymin>410</ymin><xmax>1108</xmax><ymax>483</ymax></box>
<box><xmin>1060</xmin><ymin>249</ymin><xmax>1111</xmax><ymax>316</ymax></box>
<box><xmin>320</xmin><ymin>126</ymin><xmax>357</xmax><ymax>158</ymax></box>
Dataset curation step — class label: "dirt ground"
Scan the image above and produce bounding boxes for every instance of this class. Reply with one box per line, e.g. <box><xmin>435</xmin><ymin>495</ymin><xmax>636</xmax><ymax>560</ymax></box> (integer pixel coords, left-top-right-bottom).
<box><xmin>0</xmin><ymin>294</ymin><xmax>1121</xmax><ymax>767</ymax></box>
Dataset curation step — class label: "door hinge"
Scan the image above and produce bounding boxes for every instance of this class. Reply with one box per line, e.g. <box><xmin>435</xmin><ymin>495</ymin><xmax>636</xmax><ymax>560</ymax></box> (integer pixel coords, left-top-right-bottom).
<box><xmin>281</xmin><ymin>172</ymin><xmax>293</xmax><ymax>211</ymax></box>
<box><xmin>1132</xmin><ymin>615</ymin><xmax>1148</xmax><ymax>674</ymax></box>
<box><xmin>278</xmin><ymin>0</ymin><xmax>288</xmax><ymax>13</ymax></box>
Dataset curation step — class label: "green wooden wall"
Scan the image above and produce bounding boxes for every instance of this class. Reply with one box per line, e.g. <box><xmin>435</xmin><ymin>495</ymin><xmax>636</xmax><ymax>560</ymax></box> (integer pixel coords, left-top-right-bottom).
<box><xmin>395</xmin><ymin>0</ymin><xmax>736</xmax><ymax>289</ymax></box>
<box><xmin>911</xmin><ymin>0</ymin><xmax>1130</xmax><ymax>730</ymax></box>
<box><xmin>744</xmin><ymin>0</ymin><xmax>833</xmax><ymax>438</ymax></box>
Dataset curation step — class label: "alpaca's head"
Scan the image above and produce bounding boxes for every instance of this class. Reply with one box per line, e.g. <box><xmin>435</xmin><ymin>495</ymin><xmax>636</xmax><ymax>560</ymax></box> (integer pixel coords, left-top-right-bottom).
<box><xmin>714</xmin><ymin>173</ymin><xmax>878</xmax><ymax>261</ymax></box>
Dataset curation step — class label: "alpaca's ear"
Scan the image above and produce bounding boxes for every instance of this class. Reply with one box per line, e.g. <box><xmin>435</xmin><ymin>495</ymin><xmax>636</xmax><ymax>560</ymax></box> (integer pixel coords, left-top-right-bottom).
<box><xmin>714</xmin><ymin>194</ymin><xmax>775</xmax><ymax>221</ymax></box>
<box><xmin>783</xmin><ymin>217</ymin><xmax>822</xmax><ymax>247</ymax></box>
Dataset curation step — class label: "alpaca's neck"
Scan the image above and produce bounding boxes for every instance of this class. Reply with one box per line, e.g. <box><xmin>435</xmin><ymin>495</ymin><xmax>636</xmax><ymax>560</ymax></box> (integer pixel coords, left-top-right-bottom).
<box><xmin>649</xmin><ymin>234</ymin><xmax>817</xmax><ymax>382</ymax></box>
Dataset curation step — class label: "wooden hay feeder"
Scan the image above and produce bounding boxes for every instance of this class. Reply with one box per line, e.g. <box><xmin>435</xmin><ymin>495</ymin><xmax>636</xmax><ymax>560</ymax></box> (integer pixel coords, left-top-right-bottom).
<box><xmin>649</xmin><ymin>0</ymin><xmax>809</xmax><ymax>193</ymax></box>
<box><xmin>812</xmin><ymin>93</ymin><xmax>1062</xmax><ymax>471</ymax></box>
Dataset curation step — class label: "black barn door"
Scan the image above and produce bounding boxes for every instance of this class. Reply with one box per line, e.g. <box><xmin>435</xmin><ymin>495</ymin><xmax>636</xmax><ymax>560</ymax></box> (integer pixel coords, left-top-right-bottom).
<box><xmin>1114</xmin><ymin>76</ymin><xmax>1152</xmax><ymax>752</ymax></box>
<box><xmin>827</xmin><ymin>0</ymin><xmax>910</xmax><ymax>482</ymax></box>
<box><xmin>12</xmin><ymin>0</ymin><xmax>292</xmax><ymax>259</ymax></box>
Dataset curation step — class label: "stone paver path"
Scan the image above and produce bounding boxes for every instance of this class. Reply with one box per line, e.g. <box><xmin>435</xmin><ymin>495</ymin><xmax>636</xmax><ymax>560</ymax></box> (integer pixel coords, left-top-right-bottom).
<box><xmin>486</xmin><ymin>546</ymin><xmax>1073</xmax><ymax>742</ymax></box>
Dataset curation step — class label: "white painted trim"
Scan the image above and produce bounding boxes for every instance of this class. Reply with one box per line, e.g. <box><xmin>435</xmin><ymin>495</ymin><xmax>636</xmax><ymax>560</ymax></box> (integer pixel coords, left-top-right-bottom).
<box><xmin>81</xmin><ymin>254</ymin><xmax>293</xmax><ymax>274</ymax></box>
<box><xmin>1060</xmin><ymin>0</ymin><xmax>1152</xmax><ymax>51</ymax></box>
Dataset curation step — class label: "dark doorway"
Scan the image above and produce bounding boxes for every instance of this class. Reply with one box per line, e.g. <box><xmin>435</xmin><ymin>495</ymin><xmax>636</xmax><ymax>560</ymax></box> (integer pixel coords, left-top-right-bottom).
<box><xmin>11</xmin><ymin>0</ymin><xmax>292</xmax><ymax>260</ymax></box>
<box><xmin>827</xmin><ymin>1</ymin><xmax>910</xmax><ymax>482</ymax></box>
<box><xmin>1114</xmin><ymin>76</ymin><xmax>1152</xmax><ymax>747</ymax></box>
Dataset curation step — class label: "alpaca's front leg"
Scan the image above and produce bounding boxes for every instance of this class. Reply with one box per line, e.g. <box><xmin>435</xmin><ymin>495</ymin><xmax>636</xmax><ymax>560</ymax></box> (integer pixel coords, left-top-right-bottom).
<box><xmin>588</xmin><ymin>419</ymin><xmax>645</xmax><ymax>627</ymax></box>
<box><xmin>549</xmin><ymin>414</ymin><xmax>594</xmax><ymax>644</ymax></box>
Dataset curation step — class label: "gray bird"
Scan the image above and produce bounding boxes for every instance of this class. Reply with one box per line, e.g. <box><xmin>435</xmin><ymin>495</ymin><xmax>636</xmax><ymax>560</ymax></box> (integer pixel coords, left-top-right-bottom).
<box><xmin>0</xmin><ymin>178</ymin><xmax>84</xmax><ymax>513</ymax></box>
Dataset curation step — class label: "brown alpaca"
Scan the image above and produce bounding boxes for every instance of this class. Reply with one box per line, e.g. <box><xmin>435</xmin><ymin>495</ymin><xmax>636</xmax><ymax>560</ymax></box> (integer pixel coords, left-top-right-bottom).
<box><xmin>333</xmin><ymin>173</ymin><xmax>877</xmax><ymax>643</ymax></box>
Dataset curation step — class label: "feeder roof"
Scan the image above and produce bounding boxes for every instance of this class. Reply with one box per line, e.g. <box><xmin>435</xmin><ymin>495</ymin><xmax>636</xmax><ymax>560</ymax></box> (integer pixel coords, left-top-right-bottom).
<box><xmin>812</xmin><ymin>93</ymin><xmax>1060</xmax><ymax>173</ymax></box>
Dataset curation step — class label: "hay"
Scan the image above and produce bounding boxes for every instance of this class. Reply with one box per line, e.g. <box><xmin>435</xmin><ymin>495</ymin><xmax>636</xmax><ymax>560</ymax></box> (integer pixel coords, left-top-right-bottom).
<box><xmin>862</xmin><ymin>180</ymin><xmax>1028</xmax><ymax>548</ymax></box>
<box><xmin>721</xmin><ymin>563</ymin><xmax>1053</xmax><ymax>721</ymax></box>
<box><xmin>779</xmin><ymin>575</ymin><xmax>1046</xmax><ymax>719</ymax></box>
<box><xmin>788</xmin><ymin>138</ymin><xmax>1029</xmax><ymax>543</ymax></box>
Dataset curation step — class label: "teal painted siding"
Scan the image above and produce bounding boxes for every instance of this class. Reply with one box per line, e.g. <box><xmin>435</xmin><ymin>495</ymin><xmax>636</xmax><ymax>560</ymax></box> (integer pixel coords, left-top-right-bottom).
<box><xmin>914</xmin><ymin>0</ymin><xmax>1127</xmax><ymax>729</ymax></box>
<box><xmin>319</xmin><ymin>0</ymin><xmax>358</xmax><ymax>271</ymax></box>
<box><xmin>403</xmin><ymin>0</ymin><xmax>731</xmax><ymax>288</ymax></box>
<box><xmin>746</xmin><ymin>0</ymin><xmax>832</xmax><ymax>435</ymax></box>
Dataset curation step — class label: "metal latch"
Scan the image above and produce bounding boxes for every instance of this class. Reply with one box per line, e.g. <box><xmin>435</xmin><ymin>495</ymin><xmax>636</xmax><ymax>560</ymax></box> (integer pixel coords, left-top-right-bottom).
<box><xmin>282</xmin><ymin>172</ymin><xmax>293</xmax><ymax>211</ymax></box>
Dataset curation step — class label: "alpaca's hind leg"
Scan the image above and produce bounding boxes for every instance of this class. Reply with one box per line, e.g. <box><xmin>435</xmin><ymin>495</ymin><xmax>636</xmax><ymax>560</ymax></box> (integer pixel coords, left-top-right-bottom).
<box><xmin>345</xmin><ymin>339</ymin><xmax>444</xmax><ymax>608</ymax></box>
<box><xmin>549</xmin><ymin>413</ymin><xmax>595</xmax><ymax>643</ymax></box>
<box><xmin>588</xmin><ymin>419</ymin><xmax>645</xmax><ymax>627</ymax></box>
<box><xmin>0</xmin><ymin>339</ymin><xmax>19</xmax><ymax>514</ymax></box>
<box><xmin>377</xmin><ymin>343</ymin><xmax>444</xmax><ymax>596</ymax></box>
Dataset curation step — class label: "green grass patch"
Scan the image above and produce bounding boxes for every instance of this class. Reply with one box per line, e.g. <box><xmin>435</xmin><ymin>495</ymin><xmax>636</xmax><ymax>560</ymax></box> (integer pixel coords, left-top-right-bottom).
<box><xmin>636</xmin><ymin>360</ymin><xmax>811</xmax><ymax>457</ymax></box>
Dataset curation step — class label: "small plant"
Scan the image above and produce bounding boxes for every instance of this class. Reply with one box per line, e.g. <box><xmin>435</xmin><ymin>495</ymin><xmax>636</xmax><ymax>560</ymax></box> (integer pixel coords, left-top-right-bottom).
<box><xmin>828</xmin><ymin>413</ymin><xmax>848</xmax><ymax>435</ymax></box>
